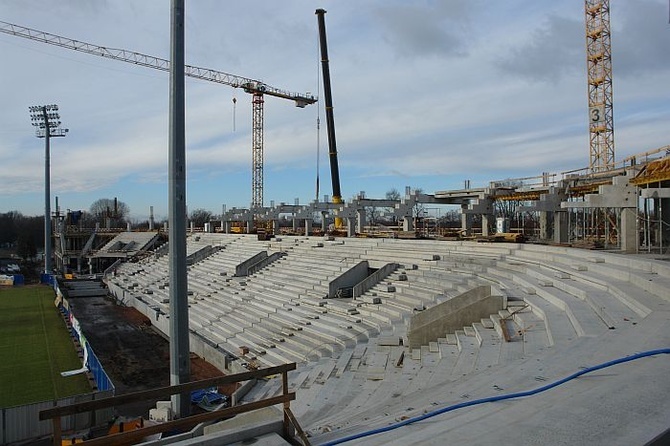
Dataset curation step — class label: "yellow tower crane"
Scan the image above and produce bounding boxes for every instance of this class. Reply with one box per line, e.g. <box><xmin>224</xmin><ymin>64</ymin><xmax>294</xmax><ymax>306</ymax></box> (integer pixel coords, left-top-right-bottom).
<box><xmin>0</xmin><ymin>20</ymin><xmax>317</xmax><ymax>210</ymax></box>
<box><xmin>584</xmin><ymin>0</ymin><xmax>615</xmax><ymax>172</ymax></box>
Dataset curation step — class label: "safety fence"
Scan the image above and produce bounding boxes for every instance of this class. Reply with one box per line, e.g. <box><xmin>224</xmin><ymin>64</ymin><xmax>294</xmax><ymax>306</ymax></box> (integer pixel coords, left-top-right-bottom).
<box><xmin>0</xmin><ymin>273</ymin><xmax>24</xmax><ymax>285</ymax></box>
<box><xmin>0</xmin><ymin>390</ymin><xmax>114</xmax><ymax>445</ymax></box>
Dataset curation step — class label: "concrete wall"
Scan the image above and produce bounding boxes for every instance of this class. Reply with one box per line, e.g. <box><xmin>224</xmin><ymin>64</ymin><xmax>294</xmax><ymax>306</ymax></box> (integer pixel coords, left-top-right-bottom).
<box><xmin>408</xmin><ymin>285</ymin><xmax>505</xmax><ymax>349</ymax></box>
<box><xmin>189</xmin><ymin>333</ymin><xmax>229</xmax><ymax>373</ymax></box>
<box><xmin>328</xmin><ymin>261</ymin><xmax>369</xmax><ymax>298</ymax></box>
<box><xmin>235</xmin><ymin>251</ymin><xmax>268</xmax><ymax>277</ymax></box>
<box><xmin>352</xmin><ymin>262</ymin><xmax>398</xmax><ymax>298</ymax></box>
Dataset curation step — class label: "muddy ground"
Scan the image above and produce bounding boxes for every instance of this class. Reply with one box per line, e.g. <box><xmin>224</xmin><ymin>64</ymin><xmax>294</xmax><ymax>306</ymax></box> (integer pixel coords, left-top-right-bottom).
<box><xmin>65</xmin><ymin>292</ymin><xmax>237</xmax><ymax>418</ymax></box>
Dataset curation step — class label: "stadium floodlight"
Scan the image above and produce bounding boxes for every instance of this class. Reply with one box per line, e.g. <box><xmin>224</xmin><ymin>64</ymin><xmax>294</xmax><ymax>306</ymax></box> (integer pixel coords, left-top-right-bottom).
<box><xmin>28</xmin><ymin>104</ymin><xmax>68</xmax><ymax>278</ymax></box>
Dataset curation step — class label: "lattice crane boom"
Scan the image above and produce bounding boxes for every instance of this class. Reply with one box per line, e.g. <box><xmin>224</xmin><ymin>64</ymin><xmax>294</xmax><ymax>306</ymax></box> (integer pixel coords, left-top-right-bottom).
<box><xmin>584</xmin><ymin>0</ymin><xmax>615</xmax><ymax>172</ymax></box>
<box><xmin>0</xmin><ymin>19</ymin><xmax>317</xmax><ymax>208</ymax></box>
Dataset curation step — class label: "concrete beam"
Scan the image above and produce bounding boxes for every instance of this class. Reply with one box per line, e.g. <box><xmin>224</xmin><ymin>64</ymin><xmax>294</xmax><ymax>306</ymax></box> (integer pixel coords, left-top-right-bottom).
<box><xmin>518</xmin><ymin>186</ymin><xmax>567</xmax><ymax>213</ymax></box>
<box><xmin>461</xmin><ymin>197</ymin><xmax>493</xmax><ymax>215</ymax></box>
<box><xmin>640</xmin><ymin>188</ymin><xmax>670</xmax><ymax>199</ymax></box>
<box><xmin>562</xmin><ymin>175</ymin><xmax>636</xmax><ymax>209</ymax></box>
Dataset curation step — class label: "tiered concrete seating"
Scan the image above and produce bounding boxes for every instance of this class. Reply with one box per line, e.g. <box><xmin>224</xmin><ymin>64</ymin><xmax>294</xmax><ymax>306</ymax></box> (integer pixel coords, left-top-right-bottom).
<box><xmin>105</xmin><ymin>235</ymin><xmax>670</xmax><ymax>446</ymax></box>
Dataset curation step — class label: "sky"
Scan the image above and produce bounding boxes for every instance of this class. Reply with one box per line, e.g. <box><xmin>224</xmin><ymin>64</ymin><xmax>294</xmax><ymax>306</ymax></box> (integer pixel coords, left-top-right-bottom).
<box><xmin>0</xmin><ymin>0</ymin><xmax>668</xmax><ymax>222</ymax></box>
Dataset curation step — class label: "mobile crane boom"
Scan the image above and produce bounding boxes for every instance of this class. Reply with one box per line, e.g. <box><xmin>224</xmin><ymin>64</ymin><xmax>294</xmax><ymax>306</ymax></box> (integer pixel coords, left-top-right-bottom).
<box><xmin>315</xmin><ymin>9</ymin><xmax>344</xmax><ymax>228</ymax></box>
<box><xmin>0</xmin><ymin>19</ymin><xmax>317</xmax><ymax>208</ymax></box>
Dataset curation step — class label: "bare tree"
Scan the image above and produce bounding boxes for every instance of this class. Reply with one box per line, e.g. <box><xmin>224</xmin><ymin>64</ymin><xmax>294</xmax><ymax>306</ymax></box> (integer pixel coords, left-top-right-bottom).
<box><xmin>190</xmin><ymin>208</ymin><xmax>213</xmax><ymax>227</ymax></box>
<box><xmin>385</xmin><ymin>188</ymin><xmax>401</xmax><ymax>201</ymax></box>
<box><xmin>89</xmin><ymin>198</ymin><xmax>129</xmax><ymax>225</ymax></box>
<box><xmin>411</xmin><ymin>188</ymin><xmax>426</xmax><ymax>219</ymax></box>
<box><xmin>384</xmin><ymin>188</ymin><xmax>401</xmax><ymax>224</ymax></box>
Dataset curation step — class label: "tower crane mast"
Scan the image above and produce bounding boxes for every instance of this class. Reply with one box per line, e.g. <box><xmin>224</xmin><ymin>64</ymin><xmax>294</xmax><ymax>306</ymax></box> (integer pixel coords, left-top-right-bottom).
<box><xmin>0</xmin><ymin>19</ymin><xmax>317</xmax><ymax>209</ymax></box>
<box><xmin>584</xmin><ymin>0</ymin><xmax>615</xmax><ymax>172</ymax></box>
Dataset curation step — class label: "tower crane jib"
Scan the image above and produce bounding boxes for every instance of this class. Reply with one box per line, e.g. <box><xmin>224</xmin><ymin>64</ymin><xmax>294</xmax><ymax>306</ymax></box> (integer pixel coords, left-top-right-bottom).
<box><xmin>0</xmin><ymin>19</ymin><xmax>317</xmax><ymax>209</ymax></box>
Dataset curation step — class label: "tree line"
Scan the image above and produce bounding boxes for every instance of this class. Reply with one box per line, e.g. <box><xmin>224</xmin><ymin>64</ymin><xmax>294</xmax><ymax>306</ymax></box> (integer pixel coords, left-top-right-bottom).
<box><xmin>0</xmin><ymin>211</ymin><xmax>43</xmax><ymax>260</ymax></box>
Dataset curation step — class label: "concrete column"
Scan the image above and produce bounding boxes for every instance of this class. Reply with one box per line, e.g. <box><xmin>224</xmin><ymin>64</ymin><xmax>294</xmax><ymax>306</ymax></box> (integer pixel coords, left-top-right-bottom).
<box><xmin>272</xmin><ymin>219</ymin><xmax>279</xmax><ymax>234</ymax></box>
<box><xmin>539</xmin><ymin>211</ymin><xmax>549</xmax><ymax>241</ymax></box>
<box><xmin>321</xmin><ymin>212</ymin><xmax>328</xmax><ymax>232</ymax></box>
<box><xmin>554</xmin><ymin>212</ymin><xmax>568</xmax><ymax>244</ymax></box>
<box><xmin>661</xmin><ymin>197</ymin><xmax>670</xmax><ymax>249</ymax></box>
<box><xmin>292</xmin><ymin>217</ymin><xmax>298</xmax><ymax>232</ymax></box>
<box><xmin>245</xmin><ymin>220</ymin><xmax>253</xmax><ymax>234</ymax></box>
<box><xmin>305</xmin><ymin>219</ymin><xmax>312</xmax><ymax>236</ymax></box>
<box><xmin>481</xmin><ymin>214</ymin><xmax>493</xmax><ymax>237</ymax></box>
<box><xmin>224</xmin><ymin>221</ymin><xmax>231</xmax><ymax>234</ymax></box>
<box><xmin>461</xmin><ymin>207</ymin><xmax>472</xmax><ymax>237</ymax></box>
<box><xmin>403</xmin><ymin>216</ymin><xmax>414</xmax><ymax>231</ymax></box>
<box><xmin>356</xmin><ymin>208</ymin><xmax>366</xmax><ymax>234</ymax></box>
<box><xmin>347</xmin><ymin>217</ymin><xmax>356</xmax><ymax>237</ymax></box>
<box><xmin>620</xmin><ymin>207</ymin><xmax>637</xmax><ymax>253</ymax></box>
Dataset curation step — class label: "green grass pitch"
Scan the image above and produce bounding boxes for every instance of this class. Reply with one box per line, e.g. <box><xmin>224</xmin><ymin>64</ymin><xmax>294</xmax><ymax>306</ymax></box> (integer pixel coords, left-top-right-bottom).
<box><xmin>0</xmin><ymin>285</ymin><xmax>92</xmax><ymax>408</ymax></box>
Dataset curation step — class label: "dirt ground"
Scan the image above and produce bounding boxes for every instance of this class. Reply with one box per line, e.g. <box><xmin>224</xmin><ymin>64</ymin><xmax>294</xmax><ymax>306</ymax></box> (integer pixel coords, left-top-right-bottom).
<box><xmin>65</xmin><ymin>291</ymin><xmax>238</xmax><ymax>417</ymax></box>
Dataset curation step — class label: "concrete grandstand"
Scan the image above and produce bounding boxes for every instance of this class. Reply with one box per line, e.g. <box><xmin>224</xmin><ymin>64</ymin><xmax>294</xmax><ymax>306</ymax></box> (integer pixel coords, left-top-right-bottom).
<box><xmin>103</xmin><ymin>233</ymin><xmax>670</xmax><ymax>445</ymax></box>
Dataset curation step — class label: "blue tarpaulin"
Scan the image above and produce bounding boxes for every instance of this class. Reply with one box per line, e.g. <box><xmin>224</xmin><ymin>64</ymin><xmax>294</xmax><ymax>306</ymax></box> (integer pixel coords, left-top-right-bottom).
<box><xmin>191</xmin><ymin>387</ymin><xmax>228</xmax><ymax>411</ymax></box>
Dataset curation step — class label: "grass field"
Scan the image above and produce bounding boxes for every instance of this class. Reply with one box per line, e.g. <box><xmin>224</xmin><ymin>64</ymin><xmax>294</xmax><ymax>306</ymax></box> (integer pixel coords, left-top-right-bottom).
<box><xmin>0</xmin><ymin>285</ymin><xmax>92</xmax><ymax>408</ymax></box>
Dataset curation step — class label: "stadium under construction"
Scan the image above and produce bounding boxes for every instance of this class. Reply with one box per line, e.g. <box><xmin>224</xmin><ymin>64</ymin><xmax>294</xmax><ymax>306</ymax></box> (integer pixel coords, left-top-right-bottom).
<box><xmin>3</xmin><ymin>1</ymin><xmax>669</xmax><ymax>445</ymax></box>
<box><xmin>43</xmin><ymin>125</ymin><xmax>670</xmax><ymax>446</ymax></box>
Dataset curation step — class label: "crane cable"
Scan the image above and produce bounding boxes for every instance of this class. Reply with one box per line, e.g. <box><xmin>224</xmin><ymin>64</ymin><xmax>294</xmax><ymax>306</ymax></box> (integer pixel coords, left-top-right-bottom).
<box><xmin>318</xmin><ymin>348</ymin><xmax>670</xmax><ymax>446</ymax></box>
<box><xmin>232</xmin><ymin>97</ymin><xmax>237</xmax><ymax>132</ymax></box>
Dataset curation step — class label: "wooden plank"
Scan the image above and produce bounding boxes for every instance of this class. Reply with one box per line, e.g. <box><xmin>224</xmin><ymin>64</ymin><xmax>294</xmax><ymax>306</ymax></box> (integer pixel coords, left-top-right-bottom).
<box><xmin>40</xmin><ymin>363</ymin><xmax>296</xmax><ymax>420</ymax></box>
<box><xmin>284</xmin><ymin>407</ymin><xmax>311</xmax><ymax>446</ymax></box>
<box><xmin>77</xmin><ymin>393</ymin><xmax>295</xmax><ymax>446</ymax></box>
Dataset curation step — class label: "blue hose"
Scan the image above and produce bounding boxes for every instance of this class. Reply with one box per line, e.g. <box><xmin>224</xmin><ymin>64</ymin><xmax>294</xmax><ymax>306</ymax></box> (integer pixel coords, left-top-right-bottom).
<box><xmin>318</xmin><ymin>348</ymin><xmax>670</xmax><ymax>446</ymax></box>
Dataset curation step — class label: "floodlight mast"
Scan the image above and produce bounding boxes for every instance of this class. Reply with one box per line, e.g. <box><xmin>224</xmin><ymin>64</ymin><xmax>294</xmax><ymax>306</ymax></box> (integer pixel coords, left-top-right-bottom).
<box><xmin>28</xmin><ymin>104</ymin><xmax>68</xmax><ymax>278</ymax></box>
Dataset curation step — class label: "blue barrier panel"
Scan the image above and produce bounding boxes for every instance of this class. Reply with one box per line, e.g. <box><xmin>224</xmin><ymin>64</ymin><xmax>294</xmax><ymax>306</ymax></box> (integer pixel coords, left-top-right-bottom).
<box><xmin>85</xmin><ymin>345</ymin><xmax>114</xmax><ymax>391</ymax></box>
<box><xmin>57</xmin><ymin>299</ymin><xmax>115</xmax><ymax>392</ymax></box>
<box><xmin>12</xmin><ymin>274</ymin><xmax>24</xmax><ymax>285</ymax></box>
<box><xmin>40</xmin><ymin>274</ymin><xmax>55</xmax><ymax>286</ymax></box>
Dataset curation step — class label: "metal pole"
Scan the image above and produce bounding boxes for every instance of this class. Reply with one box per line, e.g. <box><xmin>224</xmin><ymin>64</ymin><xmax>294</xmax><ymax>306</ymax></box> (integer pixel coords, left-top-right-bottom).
<box><xmin>168</xmin><ymin>0</ymin><xmax>190</xmax><ymax>418</ymax></box>
<box><xmin>42</xmin><ymin>106</ymin><xmax>51</xmax><ymax>276</ymax></box>
<box><xmin>660</xmin><ymin>185</ymin><xmax>664</xmax><ymax>254</ymax></box>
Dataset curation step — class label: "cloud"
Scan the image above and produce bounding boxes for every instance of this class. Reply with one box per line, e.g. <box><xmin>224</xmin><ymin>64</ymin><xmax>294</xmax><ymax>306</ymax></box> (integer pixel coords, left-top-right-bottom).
<box><xmin>612</xmin><ymin>0</ymin><xmax>670</xmax><ymax>77</ymax></box>
<box><xmin>496</xmin><ymin>15</ymin><xmax>583</xmax><ymax>83</ymax></box>
<box><xmin>374</xmin><ymin>1</ymin><xmax>474</xmax><ymax>59</ymax></box>
<box><xmin>496</xmin><ymin>0</ymin><xmax>670</xmax><ymax>83</ymax></box>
